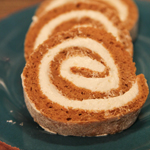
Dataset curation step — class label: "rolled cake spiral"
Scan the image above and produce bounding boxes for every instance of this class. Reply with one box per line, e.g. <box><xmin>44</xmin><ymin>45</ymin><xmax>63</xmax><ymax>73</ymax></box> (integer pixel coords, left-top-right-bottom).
<box><xmin>35</xmin><ymin>0</ymin><xmax>138</xmax><ymax>40</ymax></box>
<box><xmin>22</xmin><ymin>27</ymin><xmax>149</xmax><ymax>136</ymax></box>
<box><xmin>25</xmin><ymin>1</ymin><xmax>133</xmax><ymax>61</ymax></box>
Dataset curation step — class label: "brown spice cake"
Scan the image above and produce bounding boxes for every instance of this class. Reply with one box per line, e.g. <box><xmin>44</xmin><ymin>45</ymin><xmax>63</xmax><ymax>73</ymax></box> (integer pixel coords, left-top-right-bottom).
<box><xmin>22</xmin><ymin>27</ymin><xmax>149</xmax><ymax>136</ymax></box>
<box><xmin>35</xmin><ymin>0</ymin><xmax>139</xmax><ymax>40</ymax></box>
<box><xmin>25</xmin><ymin>0</ymin><xmax>133</xmax><ymax>61</ymax></box>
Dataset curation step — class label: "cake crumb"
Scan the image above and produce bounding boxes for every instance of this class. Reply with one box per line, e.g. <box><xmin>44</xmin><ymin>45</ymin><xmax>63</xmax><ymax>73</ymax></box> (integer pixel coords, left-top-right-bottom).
<box><xmin>19</xmin><ymin>122</ymin><xmax>23</xmax><ymax>126</ymax></box>
<box><xmin>6</xmin><ymin>120</ymin><xmax>16</xmax><ymax>124</ymax></box>
<box><xmin>7</xmin><ymin>120</ymin><xmax>13</xmax><ymax>123</ymax></box>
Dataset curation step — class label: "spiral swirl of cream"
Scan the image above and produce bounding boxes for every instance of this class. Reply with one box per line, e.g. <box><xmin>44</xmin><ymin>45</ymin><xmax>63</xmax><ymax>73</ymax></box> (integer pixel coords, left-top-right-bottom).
<box><xmin>39</xmin><ymin>37</ymin><xmax>138</xmax><ymax>112</ymax></box>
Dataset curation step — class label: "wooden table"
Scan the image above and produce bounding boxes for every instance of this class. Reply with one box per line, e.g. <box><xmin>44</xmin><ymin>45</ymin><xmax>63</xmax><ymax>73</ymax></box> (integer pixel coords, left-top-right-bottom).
<box><xmin>0</xmin><ymin>0</ymin><xmax>150</xmax><ymax>20</ymax></box>
<box><xmin>0</xmin><ymin>0</ymin><xmax>43</xmax><ymax>19</ymax></box>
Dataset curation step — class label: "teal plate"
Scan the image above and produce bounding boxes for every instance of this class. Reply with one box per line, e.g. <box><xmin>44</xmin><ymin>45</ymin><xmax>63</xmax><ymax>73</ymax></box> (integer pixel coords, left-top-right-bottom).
<box><xmin>0</xmin><ymin>1</ymin><xmax>150</xmax><ymax>150</ymax></box>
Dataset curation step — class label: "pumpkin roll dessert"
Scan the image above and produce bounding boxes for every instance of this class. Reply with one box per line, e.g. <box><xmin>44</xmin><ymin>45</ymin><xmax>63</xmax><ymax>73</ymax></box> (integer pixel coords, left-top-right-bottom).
<box><xmin>22</xmin><ymin>27</ymin><xmax>149</xmax><ymax>136</ymax></box>
<box><xmin>34</xmin><ymin>0</ymin><xmax>139</xmax><ymax>40</ymax></box>
<box><xmin>25</xmin><ymin>0</ymin><xmax>133</xmax><ymax>61</ymax></box>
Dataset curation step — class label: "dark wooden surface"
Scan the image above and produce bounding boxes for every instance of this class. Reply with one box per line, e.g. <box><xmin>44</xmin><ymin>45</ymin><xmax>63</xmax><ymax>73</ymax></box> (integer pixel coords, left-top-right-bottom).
<box><xmin>0</xmin><ymin>0</ymin><xmax>150</xmax><ymax>20</ymax></box>
<box><xmin>0</xmin><ymin>0</ymin><xmax>43</xmax><ymax>19</ymax></box>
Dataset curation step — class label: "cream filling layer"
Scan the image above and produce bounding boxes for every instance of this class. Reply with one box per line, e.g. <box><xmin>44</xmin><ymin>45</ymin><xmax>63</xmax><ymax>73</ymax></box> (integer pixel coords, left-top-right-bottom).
<box><xmin>42</xmin><ymin>0</ymin><xmax>128</xmax><ymax>22</ymax></box>
<box><xmin>104</xmin><ymin>0</ymin><xmax>128</xmax><ymax>21</ymax></box>
<box><xmin>61</xmin><ymin>56</ymin><xmax>106</xmax><ymax>73</ymax></box>
<box><xmin>45</xmin><ymin>0</ymin><xmax>80</xmax><ymax>14</ymax></box>
<box><xmin>40</xmin><ymin>37</ymin><xmax>119</xmax><ymax>92</ymax></box>
<box><xmin>34</xmin><ymin>10</ymin><xmax>119</xmax><ymax>49</ymax></box>
<box><xmin>38</xmin><ymin>37</ymin><xmax>139</xmax><ymax>111</ymax></box>
<box><xmin>60</xmin><ymin>56</ymin><xmax>109</xmax><ymax>91</ymax></box>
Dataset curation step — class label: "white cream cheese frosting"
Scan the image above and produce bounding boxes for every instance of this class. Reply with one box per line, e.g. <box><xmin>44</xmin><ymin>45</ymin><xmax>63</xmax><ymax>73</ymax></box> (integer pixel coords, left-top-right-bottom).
<box><xmin>104</xmin><ymin>0</ymin><xmax>128</xmax><ymax>21</ymax></box>
<box><xmin>38</xmin><ymin>37</ymin><xmax>138</xmax><ymax>112</ymax></box>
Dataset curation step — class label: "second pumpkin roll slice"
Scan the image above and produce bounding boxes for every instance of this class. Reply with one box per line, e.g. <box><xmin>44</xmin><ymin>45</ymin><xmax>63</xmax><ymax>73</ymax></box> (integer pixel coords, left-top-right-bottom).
<box><xmin>35</xmin><ymin>0</ymin><xmax>138</xmax><ymax>40</ymax></box>
<box><xmin>25</xmin><ymin>0</ymin><xmax>133</xmax><ymax>61</ymax></box>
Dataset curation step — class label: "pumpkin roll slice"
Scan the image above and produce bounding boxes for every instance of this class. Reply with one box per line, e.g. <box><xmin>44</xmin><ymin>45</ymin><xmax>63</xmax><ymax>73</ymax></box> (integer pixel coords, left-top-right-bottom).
<box><xmin>34</xmin><ymin>0</ymin><xmax>138</xmax><ymax>40</ymax></box>
<box><xmin>22</xmin><ymin>27</ymin><xmax>149</xmax><ymax>136</ymax></box>
<box><xmin>25</xmin><ymin>1</ymin><xmax>133</xmax><ymax>61</ymax></box>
